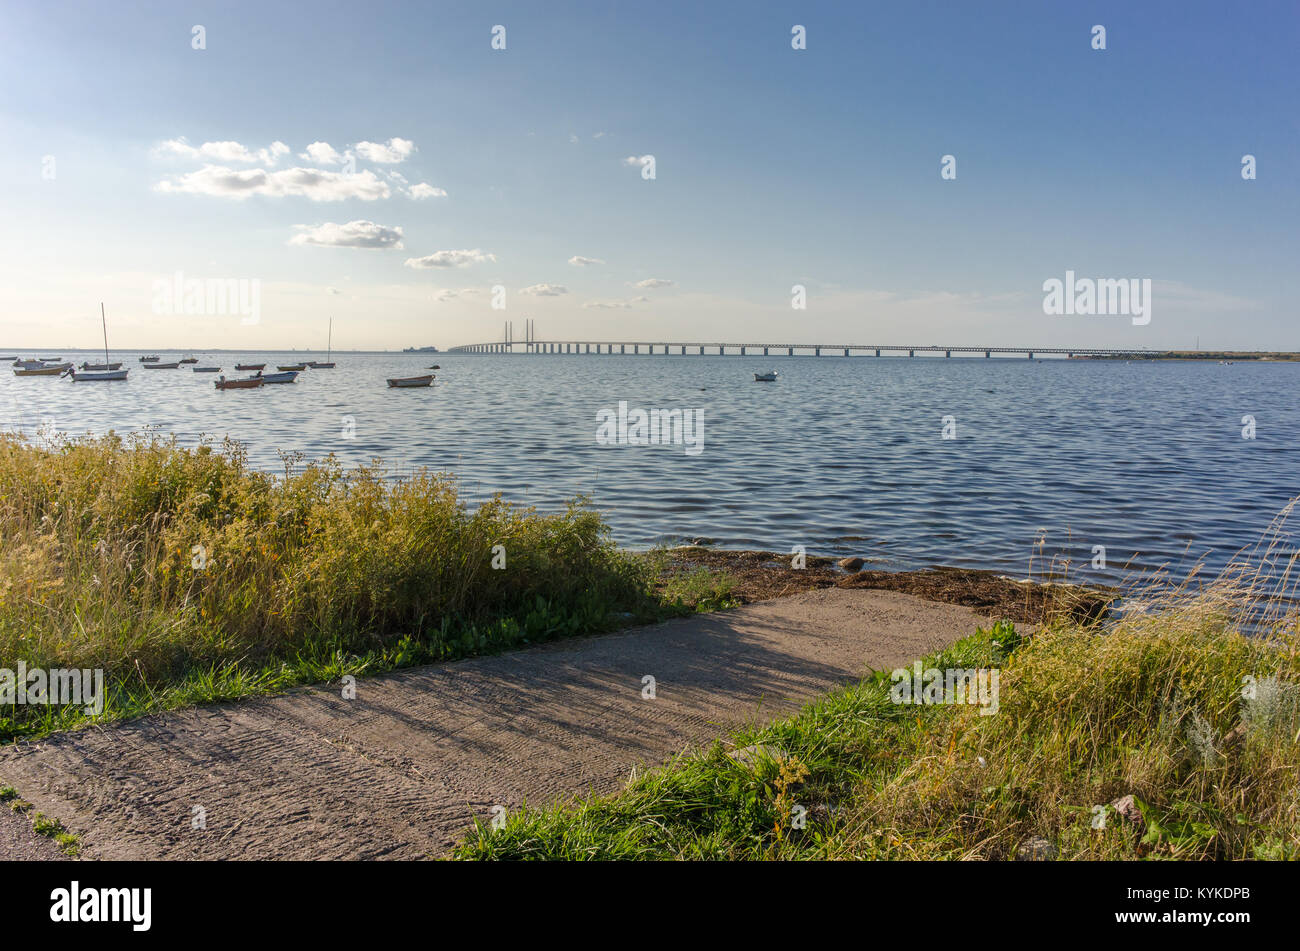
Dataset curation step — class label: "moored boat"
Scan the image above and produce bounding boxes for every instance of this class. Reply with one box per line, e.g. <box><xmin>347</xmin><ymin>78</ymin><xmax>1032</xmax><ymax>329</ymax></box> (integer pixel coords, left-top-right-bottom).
<box><xmin>80</xmin><ymin>361</ymin><xmax>122</xmax><ymax>371</ymax></box>
<box><xmin>387</xmin><ymin>374</ymin><xmax>434</xmax><ymax>388</ymax></box>
<box><xmin>14</xmin><ymin>362</ymin><xmax>73</xmax><ymax>377</ymax></box>
<box><xmin>754</xmin><ymin>370</ymin><xmax>779</xmax><ymax>382</ymax></box>
<box><xmin>214</xmin><ymin>375</ymin><xmax>266</xmax><ymax>390</ymax></box>
<box><xmin>69</xmin><ymin>368</ymin><xmax>128</xmax><ymax>381</ymax></box>
<box><xmin>234</xmin><ymin>363</ymin><xmax>265</xmax><ymax>371</ymax></box>
<box><xmin>142</xmin><ymin>361</ymin><xmax>181</xmax><ymax>369</ymax></box>
<box><xmin>260</xmin><ymin>370</ymin><xmax>300</xmax><ymax>384</ymax></box>
<box><xmin>192</xmin><ymin>366</ymin><xmax>221</xmax><ymax>373</ymax></box>
<box><xmin>139</xmin><ymin>355</ymin><xmax>160</xmax><ymax>362</ymax></box>
<box><xmin>179</xmin><ymin>356</ymin><xmax>198</xmax><ymax>364</ymax></box>
<box><xmin>277</xmin><ymin>363</ymin><xmax>307</xmax><ymax>372</ymax></box>
<box><xmin>307</xmin><ymin>318</ymin><xmax>336</xmax><ymax>368</ymax></box>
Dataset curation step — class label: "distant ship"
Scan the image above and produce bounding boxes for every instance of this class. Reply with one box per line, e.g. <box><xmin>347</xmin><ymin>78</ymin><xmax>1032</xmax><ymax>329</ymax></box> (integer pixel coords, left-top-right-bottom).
<box><xmin>403</xmin><ymin>345</ymin><xmax>440</xmax><ymax>353</ymax></box>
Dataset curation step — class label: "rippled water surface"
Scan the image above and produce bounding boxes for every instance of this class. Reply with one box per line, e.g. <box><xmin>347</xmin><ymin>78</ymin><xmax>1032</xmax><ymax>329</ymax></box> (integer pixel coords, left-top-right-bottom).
<box><xmin>5</xmin><ymin>351</ymin><xmax>1298</xmax><ymax>583</ymax></box>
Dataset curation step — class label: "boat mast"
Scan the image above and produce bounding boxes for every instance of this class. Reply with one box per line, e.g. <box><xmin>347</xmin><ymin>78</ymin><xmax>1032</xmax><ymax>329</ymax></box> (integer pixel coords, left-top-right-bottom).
<box><xmin>101</xmin><ymin>302</ymin><xmax>109</xmax><ymax>364</ymax></box>
<box><xmin>327</xmin><ymin>317</ymin><xmax>332</xmax><ymax>362</ymax></box>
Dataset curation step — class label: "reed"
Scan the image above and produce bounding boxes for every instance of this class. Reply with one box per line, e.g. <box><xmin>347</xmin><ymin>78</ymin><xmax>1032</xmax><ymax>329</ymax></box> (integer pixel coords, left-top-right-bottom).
<box><xmin>0</xmin><ymin>432</ymin><xmax>672</xmax><ymax>739</ymax></box>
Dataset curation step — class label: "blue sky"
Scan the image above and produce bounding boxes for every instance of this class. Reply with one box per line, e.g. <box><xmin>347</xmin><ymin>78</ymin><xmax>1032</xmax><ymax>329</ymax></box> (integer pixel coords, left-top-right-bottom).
<box><xmin>1</xmin><ymin>0</ymin><xmax>1296</xmax><ymax>350</ymax></box>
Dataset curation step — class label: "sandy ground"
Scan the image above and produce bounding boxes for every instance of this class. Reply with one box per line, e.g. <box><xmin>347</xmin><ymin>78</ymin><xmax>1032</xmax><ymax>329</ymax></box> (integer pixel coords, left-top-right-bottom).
<box><xmin>0</xmin><ymin>587</ymin><xmax>991</xmax><ymax>860</ymax></box>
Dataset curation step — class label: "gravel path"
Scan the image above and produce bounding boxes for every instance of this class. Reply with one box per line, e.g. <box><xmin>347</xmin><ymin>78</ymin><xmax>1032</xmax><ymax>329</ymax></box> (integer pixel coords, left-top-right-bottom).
<box><xmin>0</xmin><ymin>588</ymin><xmax>990</xmax><ymax>860</ymax></box>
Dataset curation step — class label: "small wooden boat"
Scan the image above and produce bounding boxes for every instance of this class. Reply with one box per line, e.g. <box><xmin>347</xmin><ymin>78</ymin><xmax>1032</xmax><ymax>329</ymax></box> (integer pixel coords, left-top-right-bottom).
<box><xmin>179</xmin><ymin>356</ymin><xmax>198</xmax><ymax>364</ymax></box>
<box><xmin>234</xmin><ymin>363</ymin><xmax>265</xmax><ymax>371</ymax></box>
<box><xmin>139</xmin><ymin>355</ymin><xmax>160</xmax><ymax>362</ymax></box>
<box><xmin>40</xmin><ymin>356</ymin><xmax>62</xmax><ymax>362</ymax></box>
<box><xmin>214</xmin><ymin>375</ymin><xmax>265</xmax><ymax>390</ymax></box>
<box><xmin>425</xmin><ymin>364</ymin><xmax>441</xmax><ymax>370</ymax></box>
<box><xmin>14</xmin><ymin>362</ymin><xmax>72</xmax><ymax>376</ymax></box>
<box><xmin>277</xmin><ymin>363</ymin><xmax>307</xmax><ymax>372</ymax></box>
<box><xmin>0</xmin><ymin>356</ymin><xmax>17</xmax><ymax>361</ymax></box>
<box><xmin>387</xmin><ymin>374</ymin><xmax>434</xmax><ymax>388</ymax></box>
<box><xmin>69</xmin><ymin>368</ymin><xmax>128</xmax><ymax>381</ymax></box>
<box><xmin>754</xmin><ymin>371</ymin><xmax>779</xmax><ymax>382</ymax></box>
<box><xmin>260</xmin><ymin>370</ymin><xmax>300</xmax><ymax>384</ymax></box>
<box><xmin>192</xmin><ymin>366</ymin><xmax>221</xmax><ymax>373</ymax></box>
<box><xmin>13</xmin><ymin>358</ymin><xmax>49</xmax><ymax>369</ymax></box>
<box><xmin>142</xmin><ymin>361</ymin><xmax>181</xmax><ymax>369</ymax></box>
<box><xmin>80</xmin><ymin>361</ymin><xmax>122</xmax><ymax>371</ymax></box>
<box><xmin>306</xmin><ymin>361</ymin><xmax>335</xmax><ymax>369</ymax></box>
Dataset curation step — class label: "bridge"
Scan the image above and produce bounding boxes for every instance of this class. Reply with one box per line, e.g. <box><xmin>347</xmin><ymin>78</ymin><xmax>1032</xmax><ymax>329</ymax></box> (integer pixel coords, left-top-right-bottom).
<box><xmin>446</xmin><ymin>340</ymin><xmax>1153</xmax><ymax>359</ymax></box>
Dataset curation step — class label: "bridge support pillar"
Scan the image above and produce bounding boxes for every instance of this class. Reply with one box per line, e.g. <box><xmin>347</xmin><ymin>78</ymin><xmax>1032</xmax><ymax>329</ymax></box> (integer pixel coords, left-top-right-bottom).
<box><xmin>741</xmin><ymin>346</ymin><xmax>746</xmax><ymax>356</ymax></box>
<box><xmin>844</xmin><ymin>348</ymin><xmax>850</xmax><ymax>357</ymax></box>
<box><xmin>1028</xmin><ymin>352</ymin><xmax>1034</xmax><ymax>359</ymax></box>
<box><xmin>788</xmin><ymin>347</ymin><xmax>793</xmax><ymax>356</ymax></box>
<box><xmin>719</xmin><ymin>346</ymin><xmax>724</xmax><ymax>355</ymax></box>
<box><xmin>985</xmin><ymin>351</ymin><xmax>990</xmax><ymax>358</ymax></box>
<box><xmin>815</xmin><ymin>347</ymin><xmax>820</xmax><ymax>356</ymax></box>
<box><xmin>620</xmin><ymin>344</ymin><xmax>626</xmax><ymax>354</ymax></box>
<box><xmin>909</xmin><ymin>350</ymin><xmax>914</xmax><ymax>357</ymax></box>
<box><xmin>875</xmin><ymin>349</ymin><xmax>880</xmax><ymax>357</ymax></box>
<box><xmin>946</xmin><ymin>350</ymin><xmax>951</xmax><ymax>357</ymax></box>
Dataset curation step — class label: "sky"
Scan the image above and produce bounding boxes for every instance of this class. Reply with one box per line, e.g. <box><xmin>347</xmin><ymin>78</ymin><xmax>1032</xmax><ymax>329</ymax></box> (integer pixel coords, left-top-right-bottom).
<box><xmin>0</xmin><ymin>0</ymin><xmax>1296</xmax><ymax>351</ymax></box>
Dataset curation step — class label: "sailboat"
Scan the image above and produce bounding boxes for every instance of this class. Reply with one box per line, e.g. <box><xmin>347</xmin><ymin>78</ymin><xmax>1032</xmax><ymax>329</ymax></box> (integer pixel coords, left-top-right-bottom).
<box><xmin>67</xmin><ymin>305</ymin><xmax>129</xmax><ymax>381</ymax></box>
<box><xmin>307</xmin><ymin>318</ymin><xmax>336</xmax><ymax>368</ymax></box>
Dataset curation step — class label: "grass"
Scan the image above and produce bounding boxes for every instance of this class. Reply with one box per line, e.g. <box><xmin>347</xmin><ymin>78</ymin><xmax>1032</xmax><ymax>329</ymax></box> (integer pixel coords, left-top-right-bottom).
<box><xmin>0</xmin><ymin>784</ymin><xmax>80</xmax><ymax>855</ymax></box>
<box><xmin>0</xmin><ymin>432</ymin><xmax>729</xmax><ymax>741</ymax></box>
<box><xmin>454</xmin><ymin>588</ymin><xmax>1300</xmax><ymax>860</ymax></box>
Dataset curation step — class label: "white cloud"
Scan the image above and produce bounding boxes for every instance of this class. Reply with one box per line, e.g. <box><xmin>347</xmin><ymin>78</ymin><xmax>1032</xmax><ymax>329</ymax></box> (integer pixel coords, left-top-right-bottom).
<box><xmin>407</xmin><ymin>183</ymin><xmax>448</xmax><ymax>200</ymax></box>
<box><xmin>434</xmin><ymin>287</ymin><xmax>482</xmax><ymax>302</ymax></box>
<box><xmin>300</xmin><ymin>141</ymin><xmax>345</xmax><ymax>165</ymax></box>
<box><xmin>568</xmin><ymin>255</ymin><xmax>604</xmax><ymax>267</ymax></box>
<box><xmin>156</xmin><ymin>138</ymin><xmax>290</xmax><ymax>164</ymax></box>
<box><xmin>520</xmin><ymin>283</ymin><xmax>568</xmax><ymax>296</ymax></box>
<box><xmin>326</xmin><ymin>287</ymin><xmax>343</xmax><ymax>295</ymax></box>
<box><xmin>155</xmin><ymin>165</ymin><xmax>391</xmax><ymax>201</ymax></box>
<box><xmin>569</xmin><ymin>133</ymin><xmax>579</xmax><ymax>144</ymax></box>
<box><xmin>630</xmin><ymin>278</ymin><xmax>674</xmax><ymax>288</ymax></box>
<box><xmin>403</xmin><ymin>249</ymin><xmax>496</xmax><ymax>269</ymax></box>
<box><xmin>582</xmin><ymin>299</ymin><xmax>632</xmax><ymax>309</ymax></box>
<box><xmin>623</xmin><ymin>155</ymin><xmax>652</xmax><ymax>168</ymax></box>
<box><xmin>289</xmin><ymin>220</ymin><xmax>404</xmax><ymax>249</ymax></box>
<box><xmin>354</xmin><ymin>137</ymin><xmax>416</xmax><ymax>163</ymax></box>
<box><xmin>593</xmin><ymin>132</ymin><xmax>607</xmax><ymax>139</ymax></box>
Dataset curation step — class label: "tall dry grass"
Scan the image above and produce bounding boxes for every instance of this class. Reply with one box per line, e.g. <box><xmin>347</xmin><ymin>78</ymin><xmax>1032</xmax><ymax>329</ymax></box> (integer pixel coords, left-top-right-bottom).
<box><xmin>0</xmin><ymin>432</ymin><xmax>657</xmax><ymax>738</ymax></box>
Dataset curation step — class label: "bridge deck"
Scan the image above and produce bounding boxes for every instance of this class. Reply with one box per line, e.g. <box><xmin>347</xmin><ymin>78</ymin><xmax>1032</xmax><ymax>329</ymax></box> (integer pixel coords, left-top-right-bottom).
<box><xmin>446</xmin><ymin>341</ymin><xmax>1153</xmax><ymax>356</ymax></box>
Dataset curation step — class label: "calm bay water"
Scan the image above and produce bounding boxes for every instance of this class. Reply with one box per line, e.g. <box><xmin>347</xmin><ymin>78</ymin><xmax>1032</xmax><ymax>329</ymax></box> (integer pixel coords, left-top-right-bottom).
<box><xmin>4</xmin><ymin>351</ymin><xmax>1298</xmax><ymax>584</ymax></box>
